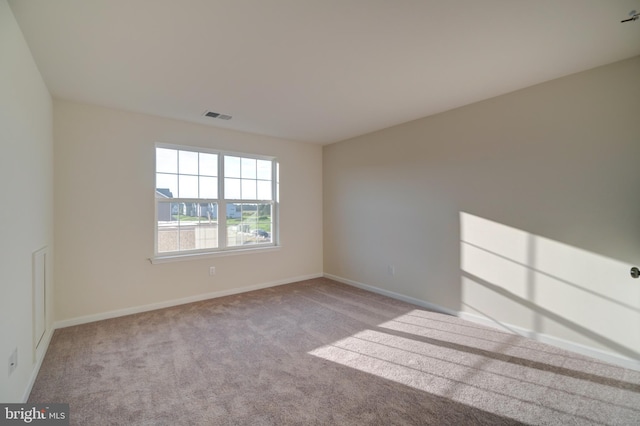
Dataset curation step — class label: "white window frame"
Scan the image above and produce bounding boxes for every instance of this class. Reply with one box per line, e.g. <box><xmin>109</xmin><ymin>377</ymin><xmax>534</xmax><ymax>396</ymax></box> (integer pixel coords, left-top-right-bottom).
<box><xmin>152</xmin><ymin>143</ymin><xmax>279</xmax><ymax>263</ymax></box>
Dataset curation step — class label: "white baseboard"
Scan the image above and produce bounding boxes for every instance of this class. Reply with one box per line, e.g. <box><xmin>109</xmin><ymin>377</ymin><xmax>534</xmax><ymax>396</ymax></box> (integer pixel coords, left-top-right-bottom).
<box><xmin>54</xmin><ymin>273</ymin><xmax>323</xmax><ymax>329</ymax></box>
<box><xmin>458</xmin><ymin>311</ymin><xmax>640</xmax><ymax>371</ymax></box>
<box><xmin>27</xmin><ymin>270</ymin><xmax>640</xmax><ymax>403</ymax></box>
<box><xmin>324</xmin><ymin>273</ymin><xmax>640</xmax><ymax>372</ymax></box>
<box><xmin>21</xmin><ymin>273</ymin><xmax>321</xmax><ymax>402</ymax></box>
<box><xmin>323</xmin><ymin>273</ymin><xmax>459</xmax><ymax>317</ymax></box>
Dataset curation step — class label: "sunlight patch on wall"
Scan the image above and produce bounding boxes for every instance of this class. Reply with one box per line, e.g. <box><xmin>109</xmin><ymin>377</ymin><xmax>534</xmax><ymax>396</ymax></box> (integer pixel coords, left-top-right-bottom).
<box><xmin>460</xmin><ymin>212</ymin><xmax>640</xmax><ymax>359</ymax></box>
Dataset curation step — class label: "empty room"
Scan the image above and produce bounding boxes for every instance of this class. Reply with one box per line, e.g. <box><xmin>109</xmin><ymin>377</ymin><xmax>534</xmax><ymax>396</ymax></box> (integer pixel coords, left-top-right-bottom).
<box><xmin>2</xmin><ymin>0</ymin><xmax>640</xmax><ymax>424</ymax></box>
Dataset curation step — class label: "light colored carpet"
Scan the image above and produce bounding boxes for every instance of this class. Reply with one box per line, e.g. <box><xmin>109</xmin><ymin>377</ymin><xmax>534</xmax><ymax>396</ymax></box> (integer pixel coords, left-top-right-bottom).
<box><xmin>29</xmin><ymin>278</ymin><xmax>640</xmax><ymax>425</ymax></box>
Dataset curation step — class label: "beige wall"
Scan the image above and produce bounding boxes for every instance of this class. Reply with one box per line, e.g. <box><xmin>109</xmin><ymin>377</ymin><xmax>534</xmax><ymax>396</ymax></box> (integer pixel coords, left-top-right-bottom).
<box><xmin>4</xmin><ymin>0</ymin><xmax>639</xmax><ymax>399</ymax></box>
<box><xmin>324</xmin><ymin>56</ymin><xmax>640</xmax><ymax>364</ymax></box>
<box><xmin>0</xmin><ymin>0</ymin><xmax>54</xmax><ymax>402</ymax></box>
<box><xmin>54</xmin><ymin>100</ymin><xmax>322</xmax><ymax>322</ymax></box>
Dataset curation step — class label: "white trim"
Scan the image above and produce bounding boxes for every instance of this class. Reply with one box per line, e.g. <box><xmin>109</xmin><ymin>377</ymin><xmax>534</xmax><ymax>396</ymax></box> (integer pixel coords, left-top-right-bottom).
<box><xmin>150</xmin><ymin>245</ymin><xmax>281</xmax><ymax>264</ymax></box>
<box><xmin>54</xmin><ymin>273</ymin><xmax>322</xmax><ymax>329</ymax></box>
<box><xmin>21</xmin><ymin>326</ymin><xmax>54</xmax><ymax>403</ymax></box>
<box><xmin>323</xmin><ymin>273</ymin><xmax>458</xmax><ymax>316</ymax></box>
<box><xmin>31</xmin><ymin>246</ymin><xmax>48</xmax><ymax>362</ymax></box>
<box><xmin>154</xmin><ymin>145</ymin><xmax>279</xmax><ymax>256</ymax></box>
<box><xmin>324</xmin><ymin>273</ymin><xmax>640</xmax><ymax>372</ymax></box>
<box><xmin>23</xmin><ymin>273</ymin><xmax>319</xmax><ymax>401</ymax></box>
<box><xmin>458</xmin><ymin>311</ymin><xmax>640</xmax><ymax>371</ymax></box>
<box><xmin>26</xmin><ymin>272</ymin><xmax>639</xmax><ymax>404</ymax></box>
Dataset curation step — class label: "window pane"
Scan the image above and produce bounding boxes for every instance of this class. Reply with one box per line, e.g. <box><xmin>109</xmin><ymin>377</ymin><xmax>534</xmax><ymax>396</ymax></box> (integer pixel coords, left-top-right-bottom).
<box><xmin>241</xmin><ymin>179</ymin><xmax>257</xmax><ymax>200</ymax></box>
<box><xmin>257</xmin><ymin>160</ymin><xmax>271</xmax><ymax>180</ymax></box>
<box><xmin>157</xmin><ymin>201</ymin><xmax>179</xmax><ymax>253</ymax></box>
<box><xmin>225</xmin><ymin>178</ymin><xmax>240</xmax><ymax>199</ymax></box>
<box><xmin>226</xmin><ymin>203</ymin><xmax>240</xmax><ymax>220</ymax></box>
<box><xmin>225</xmin><ymin>156</ymin><xmax>241</xmax><ymax>178</ymax></box>
<box><xmin>178</xmin><ymin>203</ymin><xmax>199</xmax><ymax>250</ymax></box>
<box><xmin>255</xmin><ymin>203</ymin><xmax>272</xmax><ymax>244</ymax></box>
<box><xmin>241</xmin><ymin>158</ymin><xmax>257</xmax><ymax>179</ymax></box>
<box><xmin>257</xmin><ymin>180</ymin><xmax>271</xmax><ymax>200</ymax></box>
<box><xmin>226</xmin><ymin>203</ymin><xmax>243</xmax><ymax>246</ymax></box>
<box><xmin>179</xmin><ymin>227</ymin><xmax>196</xmax><ymax>251</ymax></box>
<box><xmin>199</xmin><ymin>153</ymin><xmax>217</xmax><ymax>177</ymax></box>
<box><xmin>156</xmin><ymin>148</ymin><xmax>177</xmax><ymax>173</ymax></box>
<box><xmin>199</xmin><ymin>176</ymin><xmax>217</xmax><ymax>199</ymax></box>
<box><xmin>156</xmin><ymin>173</ymin><xmax>177</xmax><ymax>197</ymax></box>
<box><xmin>257</xmin><ymin>203</ymin><xmax>271</xmax><ymax>221</ymax></box>
<box><xmin>179</xmin><ymin>175</ymin><xmax>198</xmax><ymax>198</ymax></box>
<box><xmin>179</xmin><ymin>150</ymin><xmax>199</xmax><ymax>175</ymax></box>
<box><xmin>226</xmin><ymin>203</ymin><xmax>271</xmax><ymax>247</ymax></box>
<box><xmin>196</xmin><ymin>203</ymin><xmax>218</xmax><ymax>250</ymax></box>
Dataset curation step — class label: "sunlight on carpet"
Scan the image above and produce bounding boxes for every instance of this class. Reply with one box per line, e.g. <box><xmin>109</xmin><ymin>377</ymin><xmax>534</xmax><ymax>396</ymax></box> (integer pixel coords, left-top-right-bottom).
<box><xmin>308</xmin><ymin>309</ymin><xmax>640</xmax><ymax>424</ymax></box>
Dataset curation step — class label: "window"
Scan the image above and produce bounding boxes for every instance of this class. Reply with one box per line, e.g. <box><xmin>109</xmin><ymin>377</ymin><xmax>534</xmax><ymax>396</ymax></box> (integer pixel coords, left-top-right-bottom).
<box><xmin>155</xmin><ymin>145</ymin><xmax>278</xmax><ymax>258</ymax></box>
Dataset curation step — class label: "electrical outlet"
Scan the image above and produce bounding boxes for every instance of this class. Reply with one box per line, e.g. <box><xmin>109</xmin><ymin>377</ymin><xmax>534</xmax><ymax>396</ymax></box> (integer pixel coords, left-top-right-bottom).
<box><xmin>387</xmin><ymin>265</ymin><xmax>395</xmax><ymax>276</ymax></box>
<box><xmin>8</xmin><ymin>347</ymin><xmax>17</xmax><ymax>376</ymax></box>
<box><xmin>209</xmin><ymin>266</ymin><xmax>216</xmax><ymax>276</ymax></box>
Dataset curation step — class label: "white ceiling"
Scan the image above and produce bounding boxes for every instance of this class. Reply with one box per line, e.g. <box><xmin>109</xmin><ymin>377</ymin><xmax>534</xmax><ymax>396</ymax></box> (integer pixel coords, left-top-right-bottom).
<box><xmin>8</xmin><ymin>0</ymin><xmax>640</xmax><ymax>144</ymax></box>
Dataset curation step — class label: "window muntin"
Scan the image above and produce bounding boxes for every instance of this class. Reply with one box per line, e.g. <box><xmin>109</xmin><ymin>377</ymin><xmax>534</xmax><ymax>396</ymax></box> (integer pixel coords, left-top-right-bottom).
<box><xmin>223</xmin><ymin>156</ymin><xmax>273</xmax><ymax>200</ymax></box>
<box><xmin>226</xmin><ymin>203</ymin><xmax>272</xmax><ymax>247</ymax></box>
<box><xmin>155</xmin><ymin>145</ymin><xmax>277</xmax><ymax>256</ymax></box>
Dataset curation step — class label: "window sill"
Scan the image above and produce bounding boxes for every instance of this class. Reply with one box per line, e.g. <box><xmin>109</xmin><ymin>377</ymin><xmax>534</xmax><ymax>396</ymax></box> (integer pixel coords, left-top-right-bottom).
<box><xmin>149</xmin><ymin>245</ymin><xmax>281</xmax><ymax>264</ymax></box>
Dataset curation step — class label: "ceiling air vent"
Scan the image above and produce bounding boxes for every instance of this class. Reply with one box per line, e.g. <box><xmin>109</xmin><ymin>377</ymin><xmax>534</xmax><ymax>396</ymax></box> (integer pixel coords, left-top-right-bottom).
<box><xmin>203</xmin><ymin>110</ymin><xmax>232</xmax><ymax>120</ymax></box>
